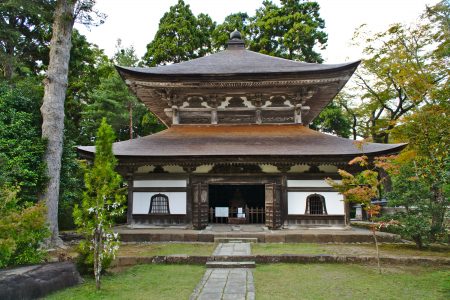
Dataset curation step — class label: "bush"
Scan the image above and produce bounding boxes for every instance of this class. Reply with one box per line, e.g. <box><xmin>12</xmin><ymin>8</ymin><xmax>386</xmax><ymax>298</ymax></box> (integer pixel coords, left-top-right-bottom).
<box><xmin>75</xmin><ymin>240</ymin><xmax>113</xmax><ymax>276</ymax></box>
<box><xmin>0</xmin><ymin>185</ymin><xmax>49</xmax><ymax>268</ymax></box>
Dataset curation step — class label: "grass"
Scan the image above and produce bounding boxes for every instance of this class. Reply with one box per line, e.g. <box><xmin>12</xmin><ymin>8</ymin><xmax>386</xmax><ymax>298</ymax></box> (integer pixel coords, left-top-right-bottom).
<box><xmin>45</xmin><ymin>264</ymin><xmax>205</xmax><ymax>300</ymax></box>
<box><xmin>252</xmin><ymin>243</ymin><xmax>450</xmax><ymax>258</ymax></box>
<box><xmin>254</xmin><ymin>264</ymin><xmax>450</xmax><ymax>300</ymax></box>
<box><xmin>117</xmin><ymin>242</ymin><xmax>215</xmax><ymax>257</ymax></box>
<box><xmin>252</xmin><ymin>243</ymin><xmax>325</xmax><ymax>255</ymax></box>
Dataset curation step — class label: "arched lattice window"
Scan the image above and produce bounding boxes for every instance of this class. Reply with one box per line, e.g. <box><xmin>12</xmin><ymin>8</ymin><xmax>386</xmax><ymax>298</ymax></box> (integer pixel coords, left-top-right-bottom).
<box><xmin>149</xmin><ymin>193</ymin><xmax>170</xmax><ymax>214</ymax></box>
<box><xmin>305</xmin><ymin>194</ymin><xmax>327</xmax><ymax>215</ymax></box>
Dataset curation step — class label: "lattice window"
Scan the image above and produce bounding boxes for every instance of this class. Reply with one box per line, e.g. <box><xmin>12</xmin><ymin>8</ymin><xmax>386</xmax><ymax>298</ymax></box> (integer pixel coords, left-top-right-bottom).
<box><xmin>305</xmin><ymin>194</ymin><xmax>327</xmax><ymax>215</ymax></box>
<box><xmin>149</xmin><ymin>193</ymin><xmax>170</xmax><ymax>214</ymax></box>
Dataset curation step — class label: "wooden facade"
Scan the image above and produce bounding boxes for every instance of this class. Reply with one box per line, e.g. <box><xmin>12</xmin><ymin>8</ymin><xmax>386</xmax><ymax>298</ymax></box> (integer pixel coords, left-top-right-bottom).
<box><xmin>78</xmin><ymin>31</ymin><xmax>406</xmax><ymax>229</ymax></box>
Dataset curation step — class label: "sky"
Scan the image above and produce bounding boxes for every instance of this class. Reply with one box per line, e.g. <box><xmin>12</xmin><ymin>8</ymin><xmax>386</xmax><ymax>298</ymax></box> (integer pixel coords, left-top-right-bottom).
<box><xmin>75</xmin><ymin>0</ymin><xmax>439</xmax><ymax>64</ymax></box>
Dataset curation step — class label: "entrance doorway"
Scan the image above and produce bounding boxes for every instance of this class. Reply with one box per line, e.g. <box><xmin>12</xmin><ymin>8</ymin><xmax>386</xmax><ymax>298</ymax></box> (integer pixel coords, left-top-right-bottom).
<box><xmin>208</xmin><ymin>185</ymin><xmax>265</xmax><ymax>224</ymax></box>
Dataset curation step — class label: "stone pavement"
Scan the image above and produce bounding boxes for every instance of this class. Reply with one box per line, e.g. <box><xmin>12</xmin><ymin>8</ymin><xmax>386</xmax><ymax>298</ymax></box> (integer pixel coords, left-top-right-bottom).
<box><xmin>190</xmin><ymin>268</ymin><xmax>254</xmax><ymax>300</ymax></box>
<box><xmin>190</xmin><ymin>242</ymin><xmax>255</xmax><ymax>300</ymax></box>
<box><xmin>213</xmin><ymin>242</ymin><xmax>251</xmax><ymax>256</ymax></box>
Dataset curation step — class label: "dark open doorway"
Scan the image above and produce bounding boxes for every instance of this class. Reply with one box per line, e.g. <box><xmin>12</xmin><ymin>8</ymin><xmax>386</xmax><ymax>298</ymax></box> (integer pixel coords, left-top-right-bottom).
<box><xmin>208</xmin><ymin>184</ymin><xmax>265</xmax><ymax>224</ymax></box>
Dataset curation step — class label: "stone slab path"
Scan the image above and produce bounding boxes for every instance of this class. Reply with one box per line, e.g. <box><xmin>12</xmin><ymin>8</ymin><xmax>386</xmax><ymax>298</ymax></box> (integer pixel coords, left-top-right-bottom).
<box><xmin>213</xmin><ymin>242</ymin><xmax>251</xmax><ymax>256</ymax></box>
<box><xmin>190</xmin><ymin>242</ymin><xmax>255</xmax><ymax>300</ymax></box>
<box><xmin>190</xmin><ymin>268</ymin><xmax>254</xmax><ymax>300</ymax></box>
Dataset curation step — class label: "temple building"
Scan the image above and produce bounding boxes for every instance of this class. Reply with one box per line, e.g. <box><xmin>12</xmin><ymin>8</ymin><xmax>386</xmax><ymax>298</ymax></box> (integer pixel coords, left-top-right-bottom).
<box><xmin>78</xmin><ymin>31</ymin><xmax>405</xmax><ymax>229</ymax></box>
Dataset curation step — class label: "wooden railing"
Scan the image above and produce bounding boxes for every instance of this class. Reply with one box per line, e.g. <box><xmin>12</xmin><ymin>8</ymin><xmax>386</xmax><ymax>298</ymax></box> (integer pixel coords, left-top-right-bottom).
<box><xmin>208</xmin><ymin>207</ymin><xmax>265</xmax><ymax>224</ymax></box>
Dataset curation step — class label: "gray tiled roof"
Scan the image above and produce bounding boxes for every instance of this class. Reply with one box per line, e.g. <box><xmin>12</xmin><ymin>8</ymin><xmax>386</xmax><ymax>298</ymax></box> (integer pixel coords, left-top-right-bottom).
<box><xmin>117</xmin><ymin>49</ymin><xmax>360</xmax><ymax>75</ymax></box>
<box><xmin>78</xmin><ymin>124</ymin><xmax>406</xmax><ymax>158</ymax></box>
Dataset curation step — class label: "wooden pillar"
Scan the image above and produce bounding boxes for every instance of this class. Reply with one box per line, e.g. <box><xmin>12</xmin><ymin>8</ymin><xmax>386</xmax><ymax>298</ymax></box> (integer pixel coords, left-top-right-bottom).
<box><xmin>211</xmin><ymin>108</ymin><xmax>218</xmax><ymax>124</ymax></box>
<box><xmin>186</xmin><ymin>174</ymin><xmax>193</xmax><ymax>225</ymax></box>
<box><xmin>265</xmin><ymin>183</ymin><xmax>282</xmax><ymax>229</ymax></box>
<box><xmin>127</xmin><ymin>178</ymin><xmax>133</xmax><ymax>225</ymax></box>
<box><xmin>281</xmin><ymin>175</ymin><xmax>288</xmax><ymax>226</ymax></box>
<box><xmin>255</xmin><ymin>108</ymin><xmax>262</xmax><ymax>124</ymax></box>
<box><xmin>294</xmin><ymin>104</ymin><xmax>302</xmax><ymax>124</ymax></box>
<box><xmin>192</xmin><ymin>182</ymin><xmax>209</xmax><ymax>229</ymax></box>
<box><xmin>172</xmin><ymin>105</ymin><xmax>179</xmax><ymax>124</ymax></box>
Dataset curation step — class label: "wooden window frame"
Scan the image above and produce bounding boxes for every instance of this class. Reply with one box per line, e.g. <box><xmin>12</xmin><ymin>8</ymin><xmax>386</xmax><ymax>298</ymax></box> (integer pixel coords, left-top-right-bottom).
<box><xmin>149</xmin><ymin>193</ymin><xmax>171</xmax><ymax>215</ymax></box>
<box><xmin>305</xmin><ymin>193</ymin><xmax>328</xmax><ymax>215</ymax></box>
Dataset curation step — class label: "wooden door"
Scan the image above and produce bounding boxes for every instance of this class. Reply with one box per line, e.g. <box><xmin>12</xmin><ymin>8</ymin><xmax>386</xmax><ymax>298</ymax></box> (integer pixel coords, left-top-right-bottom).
<box><xmin>265</xmin><ymin>183</ymin><xmax>282</xmax><ymax>229</ymax></box>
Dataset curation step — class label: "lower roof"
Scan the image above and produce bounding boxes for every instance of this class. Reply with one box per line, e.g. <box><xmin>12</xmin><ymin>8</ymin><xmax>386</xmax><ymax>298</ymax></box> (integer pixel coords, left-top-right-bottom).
<box><xmin>77</xmin><ymin>124</ymin><xmax>406</xmax><ymax>158</ymax></box>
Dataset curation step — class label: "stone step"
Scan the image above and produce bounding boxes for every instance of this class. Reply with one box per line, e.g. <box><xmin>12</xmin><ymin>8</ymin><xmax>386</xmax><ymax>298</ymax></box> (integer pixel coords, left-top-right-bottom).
<box><xmin>209</xmin><ymin>255</ymin><xmax>255</xmax><ymax>262</ymax></box>
<box><xmin>214</xmin><ymin>237</ymin><xmax>258</xmax><ymax>243</ymax></box>
<box><xmin>205</xmin><ymin>261</ymin><xmax>256</xmax><ymax>268</ymax></box>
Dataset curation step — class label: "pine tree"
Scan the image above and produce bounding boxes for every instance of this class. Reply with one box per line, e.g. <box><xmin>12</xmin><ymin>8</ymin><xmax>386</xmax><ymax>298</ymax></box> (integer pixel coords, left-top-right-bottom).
<box><xmin>142</xmin><ymin>0</ymin><xmax>215</xmax><ymax>66</ymax></box>
<box><xmin>73</xmin><ymin>118</ymin><xmax>125</xmax><ymax>290</ymax></box>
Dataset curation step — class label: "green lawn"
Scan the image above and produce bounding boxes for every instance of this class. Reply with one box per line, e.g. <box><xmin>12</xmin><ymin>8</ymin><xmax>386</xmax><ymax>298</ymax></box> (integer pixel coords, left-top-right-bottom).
<box><xmin>252</xmin><ymin>243</ymin><xmax>325</xmax><ymax>255</ymax></box>
<box><xmin>46</xmin><ymin>264</ymin><xmax>205</xmax><ymax>300</ymax></box>
<box><xmin>252</xmin><ymin>243</ymin><xmax>450</xmax><ymax>258</ymax></box>
<box><xmin>117</xmin><ymin>242</ymin><xmax>215</xmax><ymax>257</ymax></box>
<box><xmin>254</xmin><ymin>264</ymin><xmax>450</xmax><ymax>300</ymax></box>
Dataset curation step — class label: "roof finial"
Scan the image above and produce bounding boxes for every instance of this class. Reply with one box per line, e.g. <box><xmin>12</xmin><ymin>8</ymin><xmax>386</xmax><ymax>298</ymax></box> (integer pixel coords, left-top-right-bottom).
<box><xmin>230</xmin><ymin>29</ymin><xmax>242</xmax><ymax>40</ymax></box>
<box><xmin>227</xmin><ymin>29</ymin><xmax>245</xmax><ymax>49</ymax></box>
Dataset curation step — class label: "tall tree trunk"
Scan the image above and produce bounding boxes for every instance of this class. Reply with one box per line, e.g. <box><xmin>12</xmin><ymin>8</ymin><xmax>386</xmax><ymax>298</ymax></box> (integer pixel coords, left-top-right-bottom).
<box><xmin>40</xmin><ymin>0</ymin><xmax>77</xmax><ymax>247</ymax></box>
<box><xmin>3</xmin><ymin>43</ymin><xmax>14</xmax><ymax>80</ymax></box>
<box><xmin>129</xmin><ymin>102</ymin><xmax>133</xmax><ymax>140</ymax></box>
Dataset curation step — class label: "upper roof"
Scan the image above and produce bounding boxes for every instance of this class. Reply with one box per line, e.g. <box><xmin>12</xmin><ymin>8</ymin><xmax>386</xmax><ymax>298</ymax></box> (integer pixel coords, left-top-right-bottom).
<box><xmin>78</xmin><ymin>124</ymin><xmax>406</xmax><ymax>159</ymax></box>
<box><xmin>115</xmin><ymin>32</ymin><xmax>360</xmax><ymax>127</ymax></box>
<box><xmin>116</xmin><ymin>50</ymin><xmax>360</xmax><ymax>76</ymax></box>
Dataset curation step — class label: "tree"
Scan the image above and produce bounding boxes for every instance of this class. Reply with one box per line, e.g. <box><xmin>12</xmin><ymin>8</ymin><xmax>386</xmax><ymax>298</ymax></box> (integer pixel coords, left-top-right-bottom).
<box><xmin>73</xmin><ymin>118</ymin><xmax>125</xmax><ymax>290</ymax></box>
<box><xmin>348</xmin><ymin>1</ymin><xmax>449</xmax><ymax>142</ymax></box>
<box><xmin>40</xmin><ymin>0</ymin><xmax>104</xmax><ymax>246</ymax></box>
<box><xmin>327</xmin><ymin>152</ymin><xmax>396</xmax><ymax>273</ymax></box>
<box><xmin>40</xmin><ymin>0</ymin><xmax>78</xmax><ymax>246</ymax></box>
<box><xmin>211</xmin><ymin>12</ymin><xmax>251</xmax><ymax>50</ymax></box>
<box><xmin>250</xmin><ymin>0</ymin><xmax>327</xmax><ymax>63</ymax></box>
<box><xmin>389</xmin><ymin>104</ymin><xmax>449</xmax><ymax>246</ymax></box>
<box><xmin>0</xmin><ymin>78</ymin><xmax>46</xmax><ymax>204</ymax></box>
<box><xmin>310</xmin><ymin>101</ymin><xmax>352</xmax><ymax>138</ymax></box>
<box><xmin>142</xmin><ymin>0</ymin><xmax>215</xmax><ymax>66</ymax></box>
<box><xmin>0</xmin><ymin>0</ymin><xmax>54</xmax><ymax>80</ymax></box>
<box><xmin>82</xmin><ymin>42</ymin><xmax>165</xmax><ymax>143</ymax></box>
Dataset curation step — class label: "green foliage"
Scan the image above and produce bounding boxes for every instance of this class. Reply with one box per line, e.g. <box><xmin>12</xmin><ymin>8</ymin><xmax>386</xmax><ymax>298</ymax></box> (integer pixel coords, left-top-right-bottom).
<box><xmin>250</xmin><ymin>0</ymin><xmax>327</xmax><ymax>63</ymax></box>
<box><xmin>145</xmin><ymin>0</ymin><xmax>327</xmax><ymax>64</ymax></box>
<box><xmin>142</xmin><ymin>0</ymin><xmax>216</xmax><ymax>66</ymax></box>
<box><xmin>0</xmin><ymin>0</ymin><xmax>54</xmax><ymax>79</ymax></box>
<box><xmin>327</xmin><ymin>154</ymin><xmax>383</xmax><ymax>207</ymax></box>
<box><xmin>345</xmin><ymin>1</ymin><xmax>449</xmax><ymax>142</ymax></box>
<box><xmin>0</xmin><ymin>78</ymin><xmax>46</xmax><ymax>204</ymax></box>
<box><xmin>310</xmin><ymin>101</ymin><xmax>352</xmax><ymax>138</ymax></box>
<box><xmin>388</xmin><ymin>104</ymin><xmax>450</xmax><ymax>247</ymax></box>
<box><xmin>0</xmin><ymin>185</ymin><xmax>49</xmax><ymax>268</ymax></box>
<box><xmin>211</xmin><ymin>12</ymin><xmax>251</xmax><ymax>50</ymax></box>
<box><xmin>73</xmin><ymin>119</ymin><xmax>126</xmax><ymax>288</ymax></box>
<box><xmin>75</xmin><ymin>239</ymin><xmax>113</xmax><ymax>276</ymax></box>
<box><xmin>81</xmin><ymin>40</ymin><xmax>165</xmax><ymax>143</ymax></box>
<box><xmin>81</xmin><ymin>68</ymin><xmax>165</xmax><ymax>142</ymax></box>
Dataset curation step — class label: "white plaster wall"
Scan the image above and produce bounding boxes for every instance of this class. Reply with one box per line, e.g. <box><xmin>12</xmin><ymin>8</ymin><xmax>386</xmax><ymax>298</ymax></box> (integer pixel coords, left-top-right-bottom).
<box><xmin>288</xmin><ymin>165</ymin><xmax>310</xmax><ymax>173</ymax></box>
<box><xmin>132</xmin><ymin>192</ymin><xmax>186</xmax><ymax>214</ymax></box>
<box><xmin>193</xmin><ymin>164</ymin><xmax>213</xmax><ymax>173</ymax></box>
<box><xmin>133</xmin><ymin>180</ymin><xmax>187</xmax><ymax>188</ymax></box>
<box><xmin>288</xmin><ymin>191</ymin><xmax>344</xmax><ymax>215</ymax></box>
<box><xmin>259</xmin><ymin>164</ymin><xmax>280</xmax><ymax>173</ymax></box>
<box><xmin>318</xmin><ymin>164</ymin><xmax>338</xmax><ymax>173</ymax></box>
<box><xmin>287</xmin><ymin>180</ymin><xmax>340</xmax><ymax>188</ymax></box>
<box><xmin>163</xmin><ymin>165</ymin><xmax>186</xmax><ymax>173</ymax></box>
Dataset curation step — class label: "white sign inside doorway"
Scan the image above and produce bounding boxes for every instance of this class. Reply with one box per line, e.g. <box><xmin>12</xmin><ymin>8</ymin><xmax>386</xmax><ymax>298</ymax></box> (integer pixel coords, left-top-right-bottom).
<box><xmin>215</xmin><ymin>207</ymin><xmax>229</xmax><ymax>217</ymax></box>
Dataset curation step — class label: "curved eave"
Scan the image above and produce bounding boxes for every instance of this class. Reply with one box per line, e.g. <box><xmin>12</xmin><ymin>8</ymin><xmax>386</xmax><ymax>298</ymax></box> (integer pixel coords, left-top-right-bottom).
<box><xmin>115</xmin><ymin>60</ymin><xmax>360</xmax><ymax>79</ymax></box>
<box><xmin>77</xmin><ymin>124</ymin><xmax>407</xmax><ymax>161</ymax></box>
